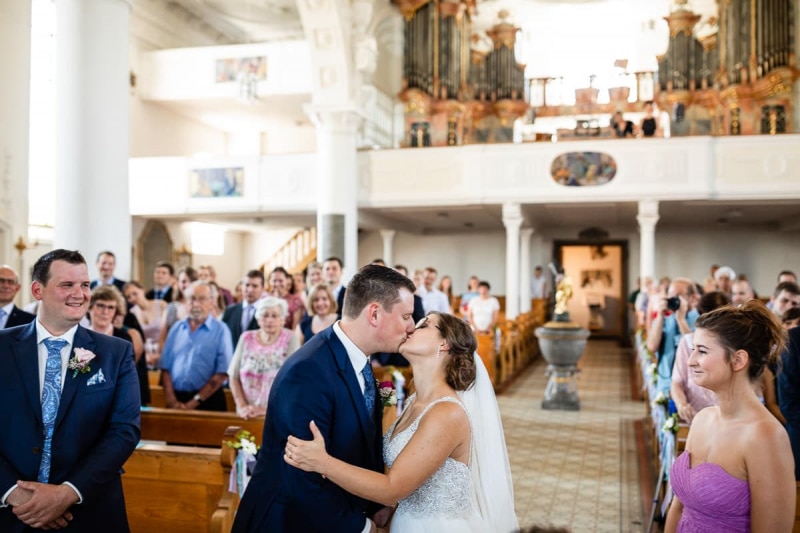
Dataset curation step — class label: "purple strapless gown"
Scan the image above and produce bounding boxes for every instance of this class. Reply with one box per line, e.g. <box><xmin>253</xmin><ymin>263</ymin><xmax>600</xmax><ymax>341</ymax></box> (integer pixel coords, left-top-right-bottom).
<box><xmin>670</xmin><ymin>451</ymin><xmax>750</xmax><ymax>532</ymax></box>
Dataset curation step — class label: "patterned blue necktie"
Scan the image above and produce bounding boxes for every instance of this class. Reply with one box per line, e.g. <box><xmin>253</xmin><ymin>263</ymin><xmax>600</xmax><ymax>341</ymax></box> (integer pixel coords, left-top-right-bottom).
<box><xmin>0</xmin><ymin>308</ymin><xmax>6</xmax><ymax>328</ymax></box>
<box><xmin>39</xmin><ymin>338</ymin><xmax>68</xmax><ymax>483</ymax></box>
<box><xmin>361</xmin><ymin>361</ymin><xmax>376</xmax><ymax>414</ymax></box>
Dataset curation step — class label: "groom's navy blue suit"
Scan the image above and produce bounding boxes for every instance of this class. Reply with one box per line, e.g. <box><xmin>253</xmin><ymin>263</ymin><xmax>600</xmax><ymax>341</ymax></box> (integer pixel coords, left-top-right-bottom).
<box><xmin>0</xmin><ymin>322</ymin><xmax>141</xmax><ymax>532</ymax></box>
<box><xmin>233</xmin><ymin>325</ymin><xmax>383</xmax><ymax>532</ymax></box>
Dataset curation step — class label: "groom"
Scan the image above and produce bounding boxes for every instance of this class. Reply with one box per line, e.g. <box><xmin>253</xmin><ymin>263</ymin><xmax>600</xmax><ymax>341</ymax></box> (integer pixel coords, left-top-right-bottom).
<box><xmin>233</xmin><ymin>264</ymin><xmax>416</xmax><ymax>532</ymax></box>
<box><xmin>0</xmin><ymin>249</ymin><xmax>141</xmax><ymax>532</ymax></box>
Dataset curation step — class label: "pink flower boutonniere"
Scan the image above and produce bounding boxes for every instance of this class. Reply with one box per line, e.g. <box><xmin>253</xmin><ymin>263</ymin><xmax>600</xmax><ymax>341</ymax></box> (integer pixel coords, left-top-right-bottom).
<box><xmin>68</xmin><ymin>347</ymin><xmax>96</xmax><ymax>378</ymax></box>
<box><xmin>377</xmin><ymin>380</ymin><xmax>397</xmax><ymax>408</ymax></box>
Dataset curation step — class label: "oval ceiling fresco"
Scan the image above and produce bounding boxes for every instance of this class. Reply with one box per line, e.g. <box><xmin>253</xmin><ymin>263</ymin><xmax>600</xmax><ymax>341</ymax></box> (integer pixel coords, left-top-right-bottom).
<box><xmin>551</xmin><ymin>152</ymin><xmax>617</xmax><ymax>187</ymax></box>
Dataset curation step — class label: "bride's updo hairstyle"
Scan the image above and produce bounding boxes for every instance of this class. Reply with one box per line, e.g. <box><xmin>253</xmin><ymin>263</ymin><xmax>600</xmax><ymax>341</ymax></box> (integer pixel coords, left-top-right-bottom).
<box><xmin>694</xmin><ymin>299</ymin><xmax>787</xmax><ymax>381</ymax></box>
<box><xmin>429</xmin><ymin>312</ymin><xmax>477</xmax><ymax>391</ymax></box>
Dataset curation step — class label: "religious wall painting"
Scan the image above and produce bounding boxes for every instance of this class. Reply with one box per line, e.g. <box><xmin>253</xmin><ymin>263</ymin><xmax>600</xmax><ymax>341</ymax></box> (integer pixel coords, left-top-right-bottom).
<box><xmin>190</xmin><ymin>167</ymin><xmax>244</xmax><ymax>198</ymax></box>
<box><xmin>215</xmin><ymin>56</ymin><xmax>268</xmax><ymax>83</ymax></box>
<box><xmin>550</xmin><ymin>152</ymin><xmax>617</xmax><ymax>187</ymax></box>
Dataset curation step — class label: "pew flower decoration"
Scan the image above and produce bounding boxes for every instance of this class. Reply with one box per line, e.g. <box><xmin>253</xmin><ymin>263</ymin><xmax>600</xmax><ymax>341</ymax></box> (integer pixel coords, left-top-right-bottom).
<box><xmin>377</xmin><ymin>380</ymin><xmax>397</xmax><ymax>407</ymax></box>
<box><xmin>648</xmin><ymin>362</ymin><xmax>657</xmax><ymax>384</ymax></box>
<box><xmin>68</xmin><ymin>348</ymin><xmax>96</xmax><ymax>378</ymax></box>
<box><xmin>662</xmin><ymin>413</ymin><xmax>679</xmax><ymax>434</ymax></box>
<box><xmin>653</xmin><ymin>391</ymin><xmax>669</xmax><ymax>406</ymax></box>
<box><xmin>225</xmin><ymin>430</ymin><xmax>259</xmax><ymax>456</ymax></box>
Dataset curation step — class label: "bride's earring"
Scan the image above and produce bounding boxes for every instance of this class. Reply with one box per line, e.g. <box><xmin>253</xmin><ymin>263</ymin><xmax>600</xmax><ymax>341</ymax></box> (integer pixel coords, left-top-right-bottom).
<box><xmin>436</xmin><ymin>344</ymin><xmax>441</xmax><ymax>359</ymax></box>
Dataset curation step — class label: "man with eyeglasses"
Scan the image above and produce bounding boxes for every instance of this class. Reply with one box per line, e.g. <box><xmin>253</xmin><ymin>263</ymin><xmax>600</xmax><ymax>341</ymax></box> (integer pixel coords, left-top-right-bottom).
<box><xmin>0</xmin><ymin>265</ymin><xmax>35</xmax><ymax>329</ymax></box>
<box><xmin>159</xmin><ymin>281</ymin><xmax>232</xmax><ymax>411</ymax></box>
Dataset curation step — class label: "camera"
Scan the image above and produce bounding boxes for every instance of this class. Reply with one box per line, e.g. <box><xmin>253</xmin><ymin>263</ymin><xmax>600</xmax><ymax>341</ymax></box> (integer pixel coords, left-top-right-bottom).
<box><xmin>666</xmin><ymin>296</ymin><xmax>681</xmax><ymax>311</ymax></box>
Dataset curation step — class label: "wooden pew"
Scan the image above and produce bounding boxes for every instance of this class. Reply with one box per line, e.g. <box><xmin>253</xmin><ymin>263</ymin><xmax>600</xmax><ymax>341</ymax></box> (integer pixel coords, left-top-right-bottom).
<box><xmin>149</xmin><ymin>385</ymin><xmax>237</xmax><ymax>412</ymax></box>
<box><xmin>124</xmin><ymin>426</ymin><xmax>241</xmax><ymax>533</ymax></box>
<box><xmin>140</xmin><ymin>407</ymin><xmax>264</xmax><ymax>446</ymax></box>
<box><xmin>475</xmin><ymin>333</ymin><xmax>497</xmax><ymax>386</ymax></box>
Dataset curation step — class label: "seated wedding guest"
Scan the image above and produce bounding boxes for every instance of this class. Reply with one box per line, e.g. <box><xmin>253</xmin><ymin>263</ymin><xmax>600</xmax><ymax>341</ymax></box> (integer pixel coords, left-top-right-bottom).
<box><xmin>198</xmin><ymin>264</ymin><xmax>234</xmax><ymax>306</ymax></box>
<box><xmin>459</xmin><ymin>275</ymin><xmax>480</xmax><ymax>317</ymax></box>
<box><xmin>158</xmin><ymin>266</ymin><xmax>197</xmax><ymax>366</ymax></box>
<box><xmin>233</xmin><ymin>280</ymin><xmax>244</xmax><ymax>303</ymax></box>
<box><xmin>160</xmin><ymin>281</ymin><xmax>233</xmax><ymax>411</ymax></box>
<box><xmin>89</xmin><ymin>285</ymin><xmax>149</xmax><ymax>405</ymax></box>
<box><xmin>647</xmin><ymin>277</ymin><xmax>698</xmax><ymax>395</ymax></box>
<box><xmin>306</xmin><ymin>261</ymin><xmax>323</xmax><ymax>288</ymax></box>
<box><xmin>269</xmin><ymin>266</ymin><xmax>305</xmax><ymax>330</ymax></box>
<box><xmin>665</xmin><ymin>301</ymin><xmax>794</xmax><ymax>532</ymax></box>
<box><xmin>229</xmin><ymin>297</ymin><xmax>300</xmax><ymax>420</ymax></box>
<box><xmin>145</xmin><ymin>260</ymin><xmax>175</xmax><ymax>302</ymax></box>
<box><xmin>222</xmin><ymin>269</ymin><xmax>266</xmax><ymax>345</ymax></box>
<box><xmin>296</xmin><ymin>283</ymin><xmax>338</xmax><ymax>345</ymax></box>
<box><xmin>284</xmin><ymin>312</ymin><xmax>518</xmax><ymax>532</ymax></box>
<box><xmin>468</xmin><ymin>281</ymin><xmax>500</xmax><ymax>335</ymax></box>
<box><xmin>779</xmin><ymin>312</ymin><xmax>800</xmax><ymax>479</ymax></box>
<box><xmin>779</xmin><ymin>270</ymin><xmax>798</xmax><ymax>284</ymax></box>
<box><xmin>671</xmin><ymin>291</ymin><xmax>730</xmax><ymax>423</ymax></box>
<box><xmin>438</xmin><ymin>275</ymin><xmax>455</xmax><ymax>312</ymax></box>
<box><xmin>639</xmin><ymin>100</ymin><xmax>660</xmax><ymax>138</ymax></box>
<box><xmin>323</xmin><ymin>257</ymin><xmax>346</xmax><ymax>317</ymax></box>
<box><xmin>209</xmin><ymin>281</ymin><xmax>227</xmax><ymax>318</ymax></box>
<box><xmin>611</xmin><ymin>110</ymin><xmax>634</xmax><ymax>138</ymax></box>
<box><xmin>124</xmin><ymin>280</ymin><xmax>166</xmax><ymax>348</ymax></box>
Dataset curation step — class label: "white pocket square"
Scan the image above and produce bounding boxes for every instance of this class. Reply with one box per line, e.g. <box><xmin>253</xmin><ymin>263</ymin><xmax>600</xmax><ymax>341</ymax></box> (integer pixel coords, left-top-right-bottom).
<box><xmin>87</xmin><ymin>369</ymin><xmax>106</xmax><ymax>386</ymax></box>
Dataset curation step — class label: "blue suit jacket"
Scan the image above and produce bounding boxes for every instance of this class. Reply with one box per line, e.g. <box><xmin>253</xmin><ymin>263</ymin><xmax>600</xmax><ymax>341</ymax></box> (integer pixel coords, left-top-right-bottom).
<box><xmin>778</xmin><ymin>326</ymin><xmax>800</xmax><ymax>479</ymax></box>
<box><xmin>232</xmin><ymin>326</ymin><xmax>383</xmax><ymax>533</ymax></box>
<box><xmin>0</xmin><ymin>323</ymin><xmax>141</xmax><ymax>532</ymax></box>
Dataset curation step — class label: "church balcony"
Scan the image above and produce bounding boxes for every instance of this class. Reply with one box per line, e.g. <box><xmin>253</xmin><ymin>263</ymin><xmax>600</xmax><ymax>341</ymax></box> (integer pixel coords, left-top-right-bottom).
<box><xmin>129</xmin><ymin>134</ymin><xmax>800</xmax><ymax>219</ymax></box>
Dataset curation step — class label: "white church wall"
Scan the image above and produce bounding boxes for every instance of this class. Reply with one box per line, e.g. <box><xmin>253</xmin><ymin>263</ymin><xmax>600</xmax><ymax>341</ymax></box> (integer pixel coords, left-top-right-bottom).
<box><xmin>130</xmin><ymin>99</ymin><xmax>228</xmax><ymax>157</ymax></box>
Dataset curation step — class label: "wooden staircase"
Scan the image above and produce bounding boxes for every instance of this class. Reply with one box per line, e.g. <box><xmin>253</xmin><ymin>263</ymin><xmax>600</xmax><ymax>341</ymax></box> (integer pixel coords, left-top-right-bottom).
<box><xmin>261</xmin><ymin>227</ymin><xmax>317</xmax><ymax>274</ymax></box>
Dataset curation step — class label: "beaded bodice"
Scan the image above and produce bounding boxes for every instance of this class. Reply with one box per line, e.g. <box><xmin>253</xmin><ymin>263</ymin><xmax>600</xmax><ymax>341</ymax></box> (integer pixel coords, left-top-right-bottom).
<box><xmin>383</xmin><ymin>395</ymin><xmax>474</xmax><ymax>519</ymax></box>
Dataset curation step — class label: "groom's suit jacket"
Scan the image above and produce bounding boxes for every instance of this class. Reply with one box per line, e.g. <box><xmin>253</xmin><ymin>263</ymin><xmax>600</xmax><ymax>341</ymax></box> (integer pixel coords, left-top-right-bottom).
<box><xmin>232</xmin><ymin>325</ymin><xmax>383</xmax><ymax>533</ymax></box>
<box><xmin>0</xmin><ymin>322</ymin><xmax>141</xmax><ymax>532</ymax></box>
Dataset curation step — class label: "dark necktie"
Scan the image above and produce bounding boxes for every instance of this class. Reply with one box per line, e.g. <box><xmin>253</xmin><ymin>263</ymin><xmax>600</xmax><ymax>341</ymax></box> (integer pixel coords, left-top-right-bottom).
<box><xmin>361</xmin><ymin>361</ymin><xmax>375</xmax><ymax>414</ymax></box>
<box><xmin>39</xmin><ymin>338</ymin><xmax>68</xmax><ymax>483</ymax></box>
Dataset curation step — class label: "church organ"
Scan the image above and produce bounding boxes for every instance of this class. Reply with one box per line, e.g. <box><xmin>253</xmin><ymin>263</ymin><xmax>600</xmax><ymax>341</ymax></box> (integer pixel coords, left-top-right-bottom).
<box><xmin>658</xmin><ymin>0</ymin><xmax>796</xmax><ymax>135</ymax></box>
<box><xmin>394</xmin><ymin>1</ymin><xmax>528</xmax><ymax>146</ymax></box>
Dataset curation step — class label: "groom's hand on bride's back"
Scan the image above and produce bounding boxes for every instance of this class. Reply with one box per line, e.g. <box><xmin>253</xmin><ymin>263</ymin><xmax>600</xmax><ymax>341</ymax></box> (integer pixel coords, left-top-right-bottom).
<box><xmin>372</xmin><ymin>505</ymin><xmax>395</xmax><ymax>528</ymax></box>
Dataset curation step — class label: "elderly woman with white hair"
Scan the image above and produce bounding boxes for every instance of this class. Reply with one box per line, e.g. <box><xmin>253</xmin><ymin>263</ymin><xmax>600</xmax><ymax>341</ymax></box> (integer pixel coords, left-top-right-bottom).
<box><xmin>228</xmin><ymin>297</ymin><xmax>300</xmax><ymax>419</ymax></box>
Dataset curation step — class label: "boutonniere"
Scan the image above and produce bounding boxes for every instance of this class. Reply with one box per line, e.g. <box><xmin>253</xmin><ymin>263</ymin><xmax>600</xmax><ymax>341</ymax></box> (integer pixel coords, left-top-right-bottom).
<box><xmin>377</xmin><ymin>380</ymin><xmax>397</xmax><ymax>407</ymax></box>
<box><xmin>68</xmin><ymin>347</ymin><xmax>96</xmax><ymax>378</ymax></box>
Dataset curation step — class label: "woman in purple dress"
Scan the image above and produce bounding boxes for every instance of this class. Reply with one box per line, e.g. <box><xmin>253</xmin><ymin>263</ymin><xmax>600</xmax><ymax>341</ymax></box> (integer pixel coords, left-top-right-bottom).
<box><xmin>665</xmin><ymin>300</ymin><xmax>794</xmax><ymax>532</ymax></box>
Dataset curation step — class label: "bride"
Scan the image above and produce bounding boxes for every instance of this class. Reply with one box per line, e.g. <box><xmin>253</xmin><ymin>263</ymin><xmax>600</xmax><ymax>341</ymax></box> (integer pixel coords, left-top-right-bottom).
<box><xmin>284</xmin><ymin>312</ymin><xmax>518</xmax><ymax>532</ymax></box>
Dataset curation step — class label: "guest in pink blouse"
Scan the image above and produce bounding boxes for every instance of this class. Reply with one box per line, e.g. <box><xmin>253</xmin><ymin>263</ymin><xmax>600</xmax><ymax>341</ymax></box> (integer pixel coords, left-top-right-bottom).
<box><xmin>269</xmin><ymin>266</ymin><xmax>305</xmax><ymax>330</ymax></box>
<box><xmin>228</xmin><ymin>297</ymin><xmax>300</xmax><ymax>419</ymax></box>
<box><xmin>671</xmin><ymin>291</ymin><xmax>730</xmax><ymax>423</ymax></box>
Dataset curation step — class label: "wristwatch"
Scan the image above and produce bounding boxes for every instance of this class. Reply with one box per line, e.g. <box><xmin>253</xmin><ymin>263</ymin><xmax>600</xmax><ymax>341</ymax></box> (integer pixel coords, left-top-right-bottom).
<box><xmin>192</xmin><ymin>394</ymin><xmax>203</xmax><ymax>403</ymax></box>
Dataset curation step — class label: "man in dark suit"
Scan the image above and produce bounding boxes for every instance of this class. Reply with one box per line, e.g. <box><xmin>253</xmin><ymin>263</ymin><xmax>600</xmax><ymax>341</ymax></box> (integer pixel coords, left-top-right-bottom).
<box><xmin>324</xmin><ymin>257</ymin><xmax>346</xmax><ymax>318</ymax></box>
<box><xmin>89</xmin><ymin>250</ymin><xmax>126</xmax><ymax>293</ymax></box>
<box><xmin>233</xmin><ymin>265</ymin><xmax>416</xmax><ymax>533</ymax></box>
<box><xmin>0</xmin><ymin>265</ymin><xmax>35</xmax><ymax>329</ymax></box>
<box><xmin>778</xmin><ymin>325</ymin><xmax>800</xmax><ymax>479</ymax></box>
<box><xmin>144</xmin><ymin>261</ymin><xmax>174</xmax><ymax>303</ymax></box>
<box><xmin>221</xmin><ymin>269</ymin><xmax>265</xmax><ymax>345</ymax></box>
<box><xmin>0</xmin><ymin>249</ymin><xmax>141</xmax><ymax>532</ymax></box>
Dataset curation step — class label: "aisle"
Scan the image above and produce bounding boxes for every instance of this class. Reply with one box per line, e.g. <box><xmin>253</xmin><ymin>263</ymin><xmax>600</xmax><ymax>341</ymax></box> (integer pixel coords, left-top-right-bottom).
<box><xmin>499</xmin><ymin>340</ymin><xmax>645</xmax><ymax>532</ymax></box>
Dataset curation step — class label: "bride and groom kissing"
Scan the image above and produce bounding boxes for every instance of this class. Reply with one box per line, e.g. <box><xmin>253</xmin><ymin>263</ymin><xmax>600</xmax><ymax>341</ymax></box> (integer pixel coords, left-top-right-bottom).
<box><xmin>232</xmin><ymin>264</ymin><xmax>518</xmax><ymax>532</ymax></box>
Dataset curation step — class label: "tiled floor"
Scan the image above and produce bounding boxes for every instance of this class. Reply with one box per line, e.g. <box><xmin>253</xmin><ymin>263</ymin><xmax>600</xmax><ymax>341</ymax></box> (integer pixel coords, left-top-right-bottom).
<box><xmin>500</xmin><ymin>340</ymin><xmax>646</xmax><ymax>532</ymax></box>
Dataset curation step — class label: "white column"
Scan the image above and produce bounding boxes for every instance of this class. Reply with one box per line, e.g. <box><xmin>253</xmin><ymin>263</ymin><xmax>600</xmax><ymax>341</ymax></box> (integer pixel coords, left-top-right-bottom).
<box><xmin>0</xmin><ymin>0</ymin><xmax>32</xmax><ymax>263</ymax></box>
<box><xmin>637</xmin><ymin>199</ymin><xmax>660</xmax><ymax>279</ymax></box>
<box><xmin>308</xmin><ymin>108</ymin><xmax>360</xmax><ymax>277</ymax></box>
<box><xmin>55</xmin><ymin>0</ymin><xmax>132</xmax><ymax>277</ymax></box>
<box><xmin>502</xmin><ymin>202</ymin><xmax>523</xmax><ymax>320</ymax></box>
<box><xmin>519</xmin><ymin>227</ymin><xmax>534</xmax><ymax>313</ymax></box>
<box><xmin>379</xmin><ymin>229</ymin><xmax>396</xmax><ymax>266</ymax></box>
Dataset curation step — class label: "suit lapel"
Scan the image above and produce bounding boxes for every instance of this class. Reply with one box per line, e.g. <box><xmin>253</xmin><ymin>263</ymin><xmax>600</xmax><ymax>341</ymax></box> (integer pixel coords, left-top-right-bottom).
<box><xmin>55</xmin><ymin>326</ymin><xmax>96</xmax><ymax>431</ymax></box>
<box><xmin>327</xmin><ymin>329</ymin><xmax>377</xmax><ymax>458</ymax></box>
<box><xmin>11</xmin><ymin>322</ymin><xmax>43</xmax><ymax>423</ymax></box>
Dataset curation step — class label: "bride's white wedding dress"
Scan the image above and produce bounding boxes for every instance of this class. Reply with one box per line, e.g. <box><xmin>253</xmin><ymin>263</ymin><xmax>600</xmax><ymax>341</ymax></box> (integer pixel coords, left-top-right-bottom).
<box><xmin>383</xmin><ymin>395</ymin><xmax>486</xmax><ymax>532</ymax></box>
<box><xmin>383</xmin><ymin>354</ymin><xmax>519</xmax><ymax>533</ymax></box>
